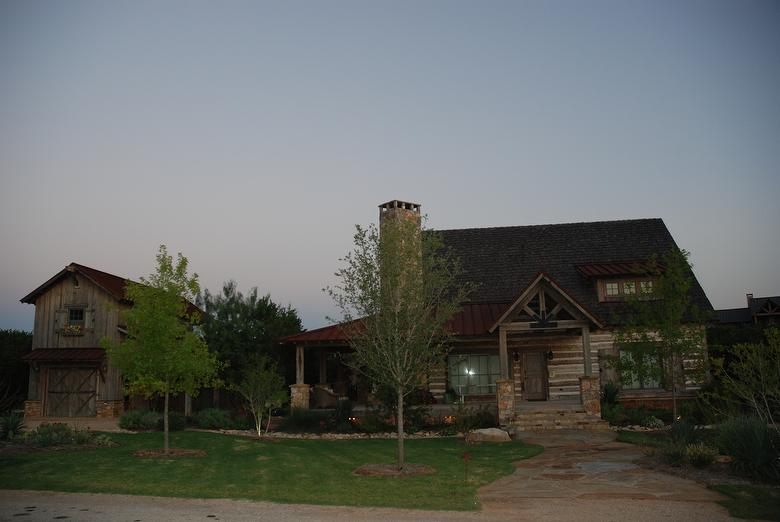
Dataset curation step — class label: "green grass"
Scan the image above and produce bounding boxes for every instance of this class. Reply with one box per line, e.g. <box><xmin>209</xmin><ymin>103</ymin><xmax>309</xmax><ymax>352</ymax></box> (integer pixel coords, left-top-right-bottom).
<box><xmin>710</xmin><ymin>485</ymin><xmax>780</xmax><ymax>520</ymax></box>
<box><xmin>0</xmin><ymin>431</ymin><xmax>542</xmax><ymax>510</ymax></box>
<box><xmin>616</xmin><ymin>430</ymin><xmax>669</xmax><ymax>448</ymax></box>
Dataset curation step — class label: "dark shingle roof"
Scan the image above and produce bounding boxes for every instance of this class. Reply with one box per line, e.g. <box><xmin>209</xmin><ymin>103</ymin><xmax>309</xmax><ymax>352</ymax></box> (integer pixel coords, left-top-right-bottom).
<box><xmin>438</xmin><ymin>218</ymin><xmax>712</xmax><ymax>325</ymax></box>
<box><xmin>716</xmin><ymin>307</ymin><xmax>752</xmax><ymax>324</ymax></box>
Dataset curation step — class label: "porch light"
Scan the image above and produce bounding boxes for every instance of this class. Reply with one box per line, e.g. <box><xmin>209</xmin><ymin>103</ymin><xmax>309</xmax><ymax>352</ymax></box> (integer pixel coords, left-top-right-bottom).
<box><xmin>466</xmin><ymin>369</ymin><xmax>474</xmax><ymax>375</ymax></box>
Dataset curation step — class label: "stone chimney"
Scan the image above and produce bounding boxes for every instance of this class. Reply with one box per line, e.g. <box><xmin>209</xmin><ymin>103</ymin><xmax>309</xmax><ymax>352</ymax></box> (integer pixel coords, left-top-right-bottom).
<box><xmin>378</xmin><ymin>200</ymin><xmax>421</xmax><ymax>226</ymax></box>
<box><xmin>747</xmin><ymin>293</ymin><xmax>754</xmax><ymax>307</ymax></box>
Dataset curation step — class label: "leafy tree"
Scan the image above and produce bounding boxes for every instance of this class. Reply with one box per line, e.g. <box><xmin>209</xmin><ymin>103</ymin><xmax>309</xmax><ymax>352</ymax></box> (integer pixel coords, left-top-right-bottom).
<box><xmin>103</xmin><ymin>245</ymin><xmax>221</xmax><ymax>453</ymax></box>
<box><xmin>0</xmin><ymin>329</ymin><xmax>32</xmax><ymax>411</ymax></box>
<box><xmin>327</xmin><ymin>216</ymin><xmax>471</xmax><ymax>470</ymax></box>
<box><xmin>201</xmin><ymin>281</ymin><xmax>302</xmax><ymax>384</ymax></box>
<box><xmin>610</xmin><ymin>248</ymin><xmax>708</xmax><ymax>420</ymax></box>
<box><xmin>711</xmin><ymin>328</ymin><xmax>780</xmax><ymax>437</ymax></box>
<box><xmin>233</xmin><ymin>355</ymin><xmax>287</xmax><ymax>437</ymax></box>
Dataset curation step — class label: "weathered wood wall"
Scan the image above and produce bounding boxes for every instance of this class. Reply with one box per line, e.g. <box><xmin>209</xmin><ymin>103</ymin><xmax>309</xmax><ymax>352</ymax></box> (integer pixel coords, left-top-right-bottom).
<box><xmin>28</xmin><ymin>275</ymin><xmax>127</xmax><ymax>402</ymax></box>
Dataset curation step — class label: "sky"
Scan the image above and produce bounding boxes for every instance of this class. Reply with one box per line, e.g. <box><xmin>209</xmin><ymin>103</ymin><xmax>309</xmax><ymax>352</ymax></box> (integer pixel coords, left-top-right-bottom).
<box><xmin>1</xmin><ymin>0</ymin><xmax>778</xmax><ymax>332</ymax></box>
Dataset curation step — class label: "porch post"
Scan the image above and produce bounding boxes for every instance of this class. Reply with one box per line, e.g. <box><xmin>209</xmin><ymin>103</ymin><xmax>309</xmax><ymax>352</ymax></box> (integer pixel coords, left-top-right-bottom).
<box><xmin>318</xmin><ymin>350</ymin><xmax>327</xmax><ymax>384</ymax></box>
<box><xmin>499</xmin><ymin>326</ymin><xmax>509</xmax><ymax>379</ymax></box>
<box><xmin>296</xmin><ymin>345</ymin><xmax>305</xmax><ymax>384</ymax></box>
<box><xmin>581</xmin><ymin>326</ymin><xmax>592</xmax><ymax>377</ymax></box>
<box><xmin>290</xmin><ymin>345</ymin><xmax>310</xmax><ymax>409</ymax></box>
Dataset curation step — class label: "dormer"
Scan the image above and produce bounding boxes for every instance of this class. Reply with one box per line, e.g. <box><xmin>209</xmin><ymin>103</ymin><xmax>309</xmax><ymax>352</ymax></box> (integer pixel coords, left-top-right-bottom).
<box><xmin>576</xmin><ymin>261</ymin><xmax>661</xmax><ymax>303</ymax></box>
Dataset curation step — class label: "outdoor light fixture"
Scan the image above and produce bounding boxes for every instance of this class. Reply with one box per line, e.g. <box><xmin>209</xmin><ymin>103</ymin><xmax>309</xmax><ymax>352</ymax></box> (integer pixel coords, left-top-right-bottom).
<box><xmin>546</xmin><ymin>350</ymin><xmax>554</xmax><ymax>360</ymax></box>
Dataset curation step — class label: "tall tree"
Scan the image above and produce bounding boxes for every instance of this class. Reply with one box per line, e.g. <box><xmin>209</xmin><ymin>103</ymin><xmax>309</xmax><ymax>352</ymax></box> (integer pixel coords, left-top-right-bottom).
<box><xmin>201</xmin><ymin>281</ymin><xmax>302</xmax><ymax>383</ymax></box>
<box><xmin>0</xmin><ymin>329</ymin><xmax>32</xmax><ymax>412</ymax></box>
<box><xmin>611</xmin><ymin>248</ymin><xmax>708</xmax><ymax>419</ymax></box>
<box><xmin>103</xmin><ymin>245</ymin><xmax>221</xmax><ymax>453</ymax></box>
<box><xmin>328</xmin><ymin>217</ymin><xmax>471</xmax><ymax>470</ymax></box>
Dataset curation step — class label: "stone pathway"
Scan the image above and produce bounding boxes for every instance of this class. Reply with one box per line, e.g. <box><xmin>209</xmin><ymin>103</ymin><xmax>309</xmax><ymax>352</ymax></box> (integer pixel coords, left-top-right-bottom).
<box><xmin>478</xmin><ymin>429</ymin><xmax>734</xmax><ymax>521</ymax></box>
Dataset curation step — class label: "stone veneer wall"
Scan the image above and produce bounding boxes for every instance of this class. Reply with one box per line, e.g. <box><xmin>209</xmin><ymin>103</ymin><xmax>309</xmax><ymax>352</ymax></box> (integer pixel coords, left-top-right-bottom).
<box><xmin>495</xmin><ymin>379</ymin><xmax>515</xmax><ymax>425</ymax></box>
<box><xmin>96</xmin><ymin>400</ymin><xmax>124</xmax><ymax>418</ymax></box>
<box><xmin>579</xmin><ymin>376</ymin><xmax>601</xmax><ymax>415</ymax></box>
<box><xmin>24</xmin><ymin>400</ymin><xmax>42</xmax><ymax>418</ymax></box>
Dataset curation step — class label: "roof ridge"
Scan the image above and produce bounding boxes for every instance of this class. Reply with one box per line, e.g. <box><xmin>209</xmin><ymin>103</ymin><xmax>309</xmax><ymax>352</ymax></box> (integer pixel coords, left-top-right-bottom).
<box><xmin>435</xmin><ymin>217</ymin><xmax>664</xmax><ymax>234</ymax></box>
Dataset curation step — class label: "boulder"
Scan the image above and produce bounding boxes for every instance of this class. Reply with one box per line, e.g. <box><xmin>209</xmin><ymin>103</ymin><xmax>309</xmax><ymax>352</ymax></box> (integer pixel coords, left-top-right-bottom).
<box><xmin>466</xmin><ymin>428</ymin><xmax>511</xmax><ymax>443</ymax></box>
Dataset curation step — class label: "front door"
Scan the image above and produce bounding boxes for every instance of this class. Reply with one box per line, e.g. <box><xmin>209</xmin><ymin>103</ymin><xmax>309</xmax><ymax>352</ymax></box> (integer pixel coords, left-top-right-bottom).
<box><xmin>45</xmin><ymin>367</ymin><xmax>97</xmax><ymax>416</ymax></box>
<box><xmin>523</xmin><ymin>352</ymin><xmax>548</xmax><ymax>401</ymax></box>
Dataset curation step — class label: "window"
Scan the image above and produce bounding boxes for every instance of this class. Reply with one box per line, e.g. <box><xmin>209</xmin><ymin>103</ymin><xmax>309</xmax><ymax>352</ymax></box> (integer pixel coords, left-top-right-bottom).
<box><xmin>599</xmin><ymin>278</ymin><xmax>656</xmax><ymax>302</ymax></box>
<box><xmin>68</xmin><ymin>308</ymin><xmax>85</xmax><ymax>326</ymax></box>
<box><xmin>619</xmin><ymin>351</ymin><xmax>662</xmax><ymax>390</ymax></box>
<box><xmin>447</xmin><ymin>354</ymin><xmax>500</xmax><ymax>396</ymax></box>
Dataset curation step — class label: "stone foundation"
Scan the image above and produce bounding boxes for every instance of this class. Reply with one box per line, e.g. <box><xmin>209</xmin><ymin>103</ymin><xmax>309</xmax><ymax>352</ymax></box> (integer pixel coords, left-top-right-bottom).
<box><xmin>24</xmin><ymin>400</ymin><xmax>42</xmax><ymax>418</ymax></box>
<box><xmin>579</xmin><ymin>375</ymin><xmax>600</xmax><ymax>416</ymax></box>
<box><xmin>496</xmin><ymin>379</ymin><xmax>515</xmax><ymax>426</ymax></box>
<box><xmin>290</xmin><ymin>384</ymin><xmax>311</xmax><ymax>410</ymax></box>
<box><xmin>96</xmin><ymin>400</ymin><xmax>124</xmax><ymax>418</ymax></box>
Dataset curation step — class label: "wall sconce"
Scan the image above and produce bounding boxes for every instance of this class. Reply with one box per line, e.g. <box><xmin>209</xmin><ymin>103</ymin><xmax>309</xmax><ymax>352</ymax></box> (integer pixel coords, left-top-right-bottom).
<box><xmin>513</xmin><ymin>351</ymin><xmax>520</xmax><ymax>362</ymax></box>
<box><xmin>546</xmin><ymin>350</ymin><xmax>554</xmax><ymax>360</ymax></box>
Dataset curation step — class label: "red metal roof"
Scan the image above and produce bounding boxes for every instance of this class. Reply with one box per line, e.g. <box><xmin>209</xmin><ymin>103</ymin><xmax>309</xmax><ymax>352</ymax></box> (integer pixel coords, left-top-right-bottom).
<box><xmin>23</xmin><ymin>348</ymin><xmax>106</xmax><ymax>363</ymax></box>
<box><xmin>575</xmin><ymin>260</ymin><xmax>659</xmax><ymax>278</ymax></box>
<box><xmin>280</xmin><ymin>303</ymin><xmax>511</xmax><ymax>344</ymax></box>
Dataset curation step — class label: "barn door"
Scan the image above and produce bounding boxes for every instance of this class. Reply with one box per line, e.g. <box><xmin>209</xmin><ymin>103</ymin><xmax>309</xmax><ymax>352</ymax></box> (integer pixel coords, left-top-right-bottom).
<box><xmin>523</xmin><ymin>352</ymin><xmax>548</xmax><ymax>401</ymax></box>
<box><xmin>45</xmin><ymin>367</ymin><xmax>97</xmax><ymax>417</ymax></box>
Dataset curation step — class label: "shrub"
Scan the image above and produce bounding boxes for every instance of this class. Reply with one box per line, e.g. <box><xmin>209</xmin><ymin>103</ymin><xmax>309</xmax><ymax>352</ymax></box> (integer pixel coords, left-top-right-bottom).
<box><xmin>686</xmin><ymin>442</ymin><xmax>717</xmax><ymax>468</ymax></box>
<box><xmin>94</xmin><ymin>434</ymin><xmax>114</xmax><ymax>447</ymax></box>
<box><xmin>72</xmin><ymin>427</ymin><xmax>93</xmax><ymax>445</ymax></box>
<box><xmin>660</xmin><ymin>442</ymin><xmax>687</xmax><ymax>467</ymax></box>
<box><xmin>159</xmin><ymin>411</ymin><xmax>186</xmax><ymax>431</ymax></box>
<box><xmin>624</xmin><ymin>406</ymin><xmax>650</xmax><ymax>426</ymax></box>
<box><xmin>357</xmin><ymin>411</ymin><xmax>390</xmax><ymax>433</ymax></box>
<box><xmin>643</xmin><ymin>416</ymin><xmax>665</xmax><ymax>430</ymax></box>
<box><xmin>601</xmin><ymin>382</ymin><xmax>620</xmax><ymax>405</ymax></box>
<box><xmin>24</xmin><ymin>423</ymin><xmax>81</xmax><ymax>447</ymax></box>
<box><xmin>119</xmin><ymin>410</ymin><xmax>161</xmax><ymax>431</ymax></box>
<box><xmin>192</xmin><ymin>408</ymin><xmax>234</xmax><ymax>430</ymax></box>
<box><xmin>278</xmin><ymin>408</ymin><xmax>330</xmax><ymax>433</ymax></box>
<box><xmin>453</xmin><ymin>404</ymin><xmax>497</xmax><ymax>434</ymax></box>
<box><xmin>671</xmin><ymin>419</ymin><xmax>699</xmax><ymax>445</ymax></box>
<box><xmin>601</xmin><ymin>403</ymin><xmax>628</xmax><ymax>426</ymax></box>
<box><xmin>0</xmin><ymin>411</ymin><xmax>24</xmax><ymax>440</ymax></box>
<box><xmin>718</xmin><ymin>417</ymin><xmax>780</xmax><ymax>482</ymax></box>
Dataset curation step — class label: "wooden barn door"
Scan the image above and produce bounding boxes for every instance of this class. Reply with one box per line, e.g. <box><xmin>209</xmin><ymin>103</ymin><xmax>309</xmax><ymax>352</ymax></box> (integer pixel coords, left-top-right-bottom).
<box><xmin>523</xmin><ymin>352</ymin><xmax>548</xmax><ymax>401</ymax></box>
<box><xmin>45</xmin><ymin>367</ymin><xmax>97</xmax><ymax>417</ymax></box>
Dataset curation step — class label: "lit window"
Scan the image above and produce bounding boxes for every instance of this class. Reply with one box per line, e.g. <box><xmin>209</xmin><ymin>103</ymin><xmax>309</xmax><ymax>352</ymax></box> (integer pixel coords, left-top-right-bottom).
<box><xmin>68</xmin><ymin>308</ymin><xmax>85</xmax><ymax>326</ymax></box>
<box><xmin>623</xmin><ymin>281</ymin><xmax>636</xmax><ymax>295</ymax></box>
<box><xmin>605</xmin><ymin>282</ymin><xmax>620</xmax><ymax>296</ymax></box>
<box><xmin>447</xmin><ymin>355</ymin><xmax>500</xmax><ymax>396</ymax></box>
<box><xmin>619</xmin><ymin>351</ymin><xmax>662</xmax><ymax>390</ymax></box>
<box><xmin>640</xmin><ymin>281</ymin><xmax>654</xmax><ymax>294</ymax></box>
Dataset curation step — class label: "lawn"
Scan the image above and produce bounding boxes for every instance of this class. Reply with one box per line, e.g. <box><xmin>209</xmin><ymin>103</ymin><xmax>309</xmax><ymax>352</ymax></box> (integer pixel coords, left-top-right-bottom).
<box><xmin>0</xmin><ymin>431</ymin><xmax>542</xmax><ymax>510</ymax></box>
<box><xmin>710</xmin><ymin>485</ymin><xmax>780</xmax><ymax>521</ymax></box>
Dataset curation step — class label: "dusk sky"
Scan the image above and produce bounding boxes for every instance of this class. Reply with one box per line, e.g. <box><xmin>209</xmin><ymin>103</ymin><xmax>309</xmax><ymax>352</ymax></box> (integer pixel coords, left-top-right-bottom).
<box><xmin>1</xmin><ymin>0</ymin><xmax>778</xmax><ymax>332</ymax></box>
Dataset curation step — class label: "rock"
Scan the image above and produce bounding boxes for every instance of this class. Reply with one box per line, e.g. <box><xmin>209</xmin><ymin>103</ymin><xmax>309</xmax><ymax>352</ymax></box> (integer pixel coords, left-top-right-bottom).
<box><xmin>466</xmin><ymin>428</ymin><xmax>511</xmax><ymax>443</ymax></box>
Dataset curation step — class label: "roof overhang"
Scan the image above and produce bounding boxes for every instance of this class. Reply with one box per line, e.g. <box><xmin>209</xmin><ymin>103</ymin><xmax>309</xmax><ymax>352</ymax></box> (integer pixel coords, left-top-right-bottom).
<box><xmin>22</xmin><ymin>348</ymin><xmax>106</xmax><ymax>363</ymax></box>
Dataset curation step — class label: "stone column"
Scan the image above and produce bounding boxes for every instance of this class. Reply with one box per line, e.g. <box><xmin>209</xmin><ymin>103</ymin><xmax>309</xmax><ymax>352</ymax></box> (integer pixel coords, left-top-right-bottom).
<box><xmin>496</xmin><ymin>379</ymin><xmax>515</xmax><ymax>426</ymax></box>
<box><xmin>290</xmin><ymin>384</ymin><xmax>310</xmax><ymax>410</ymax></box>
<box><xmin>579</xmin><ymin>375</ymin><xmax>600</xmax><ymax>416</ymax></box>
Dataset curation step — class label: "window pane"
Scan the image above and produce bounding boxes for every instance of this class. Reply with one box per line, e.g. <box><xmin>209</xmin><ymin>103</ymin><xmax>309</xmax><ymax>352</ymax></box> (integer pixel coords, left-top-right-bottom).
<box><xmin>641</xmin><ymin>280</ymin><xmax>654</xmax><ymax>294</ymax></box>
<box><xmin>68</xmin><ymin>308</ymin><xmax>84</xmax><ymax>324</ymax></box>
<box><xmin>623</xmin><ymin>281</ymin><xmax>636</xmax><ymax>295</ymax></box>
<box><xmin>448</xmin><ymin>354</ymin><xmax>500</xmax><ymax>395</ymax></box>
<box><xmin>605</xmin><ymin>282</ymin><xmax>619</xmax><ymax>296</ymax></box>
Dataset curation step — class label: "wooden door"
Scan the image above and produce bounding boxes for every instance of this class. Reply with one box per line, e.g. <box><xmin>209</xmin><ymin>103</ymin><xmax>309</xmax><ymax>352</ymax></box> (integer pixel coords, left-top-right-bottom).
<box><xmin>523</xmin><ymin>352</ymin><xmax>548</xmax><ymax>401</ymax></box>
<box><xmin>45</xmin><ymin>367</ymin><xmax>97</xmax><ymax>417</ymax></box>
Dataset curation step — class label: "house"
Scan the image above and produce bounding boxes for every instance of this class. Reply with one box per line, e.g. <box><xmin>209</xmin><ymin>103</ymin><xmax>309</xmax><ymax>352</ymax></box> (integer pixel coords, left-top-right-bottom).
<box><xmin>20</xmin><ymin>262</ymin><xmax>202</xmax><ymax>419</ymax></box>
<box><xmin>281</xmin><ymin>200</ymin><xmax>713</xmax><ymax>428</ymax></box>
<box><xmin>716</xmin><ymin>294</ymin><xmax>780</xmax><ymax>326</ymax></box>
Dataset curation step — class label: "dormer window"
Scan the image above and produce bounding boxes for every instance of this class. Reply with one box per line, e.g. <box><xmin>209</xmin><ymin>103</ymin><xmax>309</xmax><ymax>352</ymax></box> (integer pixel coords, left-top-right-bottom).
<box><xmin>598</xmin><ymin>278</ymin><xmax>657</xmax><ymax>302</ymax></box>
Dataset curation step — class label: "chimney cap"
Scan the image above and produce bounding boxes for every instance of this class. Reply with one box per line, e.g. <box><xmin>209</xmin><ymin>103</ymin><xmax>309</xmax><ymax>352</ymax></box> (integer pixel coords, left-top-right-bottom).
<box><xmin>378</xmin><ymin>200</ymin><xmax>421</xmax><ymax>213</ymax></box>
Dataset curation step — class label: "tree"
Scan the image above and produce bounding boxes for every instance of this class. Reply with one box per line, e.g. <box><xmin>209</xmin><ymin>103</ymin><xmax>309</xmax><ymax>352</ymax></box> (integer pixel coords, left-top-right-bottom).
<box><xmin>201</xmin><ymin>281</ymin><xmax>302</xmax><ymax>384</ymax></box>
<box><xmin>103</xmin><ymin>245</ymin><xmax>221</xmax><ymax>453</ymax></box>
<box><xmin>233</xmin><ymin>355</ymin><xmax>288</xmax><ymax>437</ymax></box>
<box><xmin>610</xmin><ymin>248</ymin><xmax>708</xmax><ymax>420</ymax></box>
<box><xmin>327</xmin><ymin>216</ymin><xmax>471</xmax><ymax>470</ymax></box>
<box><xmin>0</xmin><ymin>329</ymin><xmax>32</xmax><ymax>412</ymax></box>
<box><xmin>711</xmin><ymin>328</ymin><xmax>780</xmax><ymax>437</ymax></box>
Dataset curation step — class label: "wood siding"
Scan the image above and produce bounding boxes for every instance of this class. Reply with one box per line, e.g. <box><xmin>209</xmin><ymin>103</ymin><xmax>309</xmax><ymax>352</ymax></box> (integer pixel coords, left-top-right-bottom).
<box><xmin>29</xmin><ymin>275</ymin><xmax>127</xmax><ymax>403</ymax></box>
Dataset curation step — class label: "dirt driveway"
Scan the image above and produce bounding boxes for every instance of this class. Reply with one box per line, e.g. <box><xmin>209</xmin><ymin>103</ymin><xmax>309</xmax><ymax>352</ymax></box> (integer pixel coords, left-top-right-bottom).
<box><xmin>0</xmin><ymin>430</ymin><xmax>735</xmax><ymax>521</ymax></box>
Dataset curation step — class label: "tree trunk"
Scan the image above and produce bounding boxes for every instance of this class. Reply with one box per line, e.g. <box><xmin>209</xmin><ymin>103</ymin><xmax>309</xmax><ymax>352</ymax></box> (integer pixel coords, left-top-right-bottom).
<box><xmin>396</xmin><ymin>385</ymin><xmax>405</xmax><ymax>471</ymax></box>
<box><xmin>163</xmin><ymin>390</ymin><xmax>170</xmax><ymax>454</ymax></box>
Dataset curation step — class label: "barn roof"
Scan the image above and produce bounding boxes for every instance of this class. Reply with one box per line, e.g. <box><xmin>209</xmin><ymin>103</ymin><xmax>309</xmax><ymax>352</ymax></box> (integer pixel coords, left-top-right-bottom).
<box><xmin>22</xmin><ymin>348</ymin><xmax>106</xmax><ymax>363</ymax></box>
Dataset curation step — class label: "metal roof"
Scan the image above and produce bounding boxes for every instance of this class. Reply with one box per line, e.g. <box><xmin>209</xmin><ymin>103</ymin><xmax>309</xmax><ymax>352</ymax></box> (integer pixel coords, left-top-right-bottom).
<box><xmin>23</xmin><ymin>348</ymin><xmax>106</xmax><ymax>363</ymax></box>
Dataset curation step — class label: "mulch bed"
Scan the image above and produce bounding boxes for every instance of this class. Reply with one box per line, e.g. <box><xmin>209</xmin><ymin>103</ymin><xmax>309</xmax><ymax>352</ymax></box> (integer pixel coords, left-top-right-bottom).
<box><xmin>638</xmin><ymin>453</ymin><xmax>753</xmax><ymax>486</ymax></box>
<box><xmin>133</xmin><ymin>448</ymin><xmax>207</xmax><ymax>458</ymax></box>
<box><xmin>353</xmin><ymin>463</ymin><xmax>435</xmax><ymax>477</ymax></box>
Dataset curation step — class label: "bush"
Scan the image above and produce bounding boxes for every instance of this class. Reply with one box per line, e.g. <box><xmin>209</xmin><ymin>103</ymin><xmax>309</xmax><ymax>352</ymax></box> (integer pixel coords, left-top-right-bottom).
<box><xmin>660</xmin><ymin>442</ymin><xmax>687</xmax><ymax>467</ymax></box>
<box><xmin>671</xmin><ymin>419</ymin><xmax>699</xmax><ymax>445</ymax></box>
<box><xmin>278</xmin><ymin>408</ymin><xmax>330</xmax><ymax>433</ymax></box>
<box><xmin>601</xmin><ymin>382</ymin><xmax>620</xmax><ymax>405</ymax></box>
<box><xmin>718</xmin><ymin>417</ymin><xmax>780</xmax><ymax>482</ymax></box>
<box><xmin>24</xmin><ymin>423</ymin><xmax>75</xmax><ymax>446</ymax></box>
<box><xmin>192</xmin><ymin>408</ymin><xmax>234</xmax><ymax>430</ymax></box>
<box><xmin>686</xmin><ymin>442</ymin><xmax>717</xmax><ymax>468</ymax></box>
<box><xmin>644</xmin><ymin>416</ymin><xmax>665</xmax><ymax>430</ymax></box>
<box><xmin>0</xmin><ymin>411</ymin><xmax>24</xmax><ymax>440</ymax></box>
<box><xmin>601</xmin><ymin>403</ymin><xmax>628</xmax><ymax>426</ymax></box>
<box><xmin>158</xmin><ymin>411</ymin><xmax>186</xmax><ymax>431</ymax></box>
<box><xmin>454</xmin><ymin>404</ymin><xmax>497</xmax><ymax>434</ymax></box>
<box><xmin>357</xmin><ymin>411</ymin><xmax>390</xmax><ymax>433</ymax></box>
<box><xmin>119</xmin><ymin>410</ymin><xmax>161</xmax><ymax>431</ymax></box>
<box><xmin>624</xmin><ymin>406</ymin><xmax>650</xmax><ymax>426</ymax></box>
